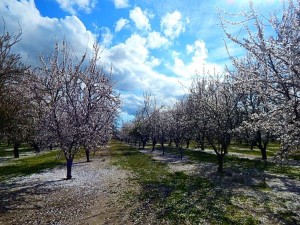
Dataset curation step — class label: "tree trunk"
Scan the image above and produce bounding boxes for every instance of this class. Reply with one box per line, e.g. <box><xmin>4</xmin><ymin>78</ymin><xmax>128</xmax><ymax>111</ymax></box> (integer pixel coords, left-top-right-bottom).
<box><xmin>186</xmin><ymin>140</ymin><xmax>190</xmax><ymax>149</ymax></box>
<box><xmin>142</xmin><ymin>140</ymin><xmax>147</xmax><ymax>149</ymax></box>
<box><xmin>179</xmin><ymin>147</ymin><xmax>183</xmax><ymax>160</ymax></box>
<box><xmin>31</xmin><ymin>142</ymin><xmax>40</xmax><ymax>153</ymax></box>
<box><xmin>260</xmin><ymin>147</ymin><xmax>267</xmax><ymax>161</ymax></box>
<box><xmin>85</xmin><ymin>149</ymin><xmax>90</xmax><ymax>162</ymax></box>
<box><xmin>161</xmin><ymin>141</ymin><xmax>165</xmax><ymax>155</ymax></box>
<box><xmin>66</xmin><ymin>158</ymin><xmax>73</xmax><ymax>179</ymax></box>
<box><xmin>217</xmin><ymin>154</ymin><xmax>225</xmax><ymax>173</ymax></box>
<box><xmin>152</xmin><ymin>139</ymin><xmax>157</xmax><ymax>151</ymax></box>
<box><xmin>13</xmin><ymin>142</ymin><xmax>20</xmax><ymax>158</ymax></box>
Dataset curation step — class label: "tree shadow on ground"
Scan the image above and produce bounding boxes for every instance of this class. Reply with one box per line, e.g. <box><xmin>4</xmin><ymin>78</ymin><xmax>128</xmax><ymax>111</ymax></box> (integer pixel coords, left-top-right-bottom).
<box><xmin>135</xmin><ymin>143</ymin><xmax>300</xmax><ymax>225</ymax></box>
<box><xmin>0</xmin><ymin>177</ymin><xmax>66</xmax><ymax>213</ymax></box>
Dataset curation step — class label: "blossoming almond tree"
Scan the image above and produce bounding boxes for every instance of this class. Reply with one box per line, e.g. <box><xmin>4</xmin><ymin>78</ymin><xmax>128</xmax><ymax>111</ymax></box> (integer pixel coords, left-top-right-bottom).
<box><xmin>189</xmin><ymin>76</ymin><xmax>240</xmax><ymax>172</ymax></box>
<box><xmin>230</xmin><ymin>56</ymin><xmax>274</xmax><ymax>160</ymax></box>
<box><xmin>34</xmin><ymin>40</ymin><xmax>120</xmax><ymax>179</ymax></box>
<box><xmin>79</xmin><ymin>44</ymin><xmax>120</xmax><ymax>162</ymax></box>
<box><xmin>221</xmin><ymin>0</ymin><xmax>300</xmax><ymax>159</ymax></box>
<box><xmin>0</xmin><ymin>27</ymin><xmax>32</xmax><ymax>157</ymax></box>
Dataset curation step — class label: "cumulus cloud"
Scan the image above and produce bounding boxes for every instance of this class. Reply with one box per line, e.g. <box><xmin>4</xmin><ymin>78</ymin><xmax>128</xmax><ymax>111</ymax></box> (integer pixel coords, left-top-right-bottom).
<box><xmin>120</xmin><ymin>93</ymin><xmax>144</xmax><ymax>116</ymax></box>
<box><xmin>56</xmin><ymin>0</ymin><xmax>97</xmax><ymax>14</ymax></box>
<box><xmin>105</xmin><ymin>33</ymin><xmax>187</xmax><ymax>108</ymax></box>
<box><xmin>161</xmin><ymin>10</ymin><xmax>188</xmax><ymax>39</ymax></box>
<box><xmin>170</xmin><ymin>40</ymin><xmax>223</xmax><ymax>78</ymax></box>
<box><xmin>0</xmin><ymin>0</ymin><xmax>95</xmax><ymax>66</ymax></box>
<box><xmin>115</xmin><ymin>18</ymin><xmax>129</xmax><ymax>32</ymax></box>
<box><xmin>129</xmin><ymin>7</ymin><xmax>151</xmax><ymax>31</ymax></box>
<box><xmin>111</xmin><ymin>0</ymin><xmax>129</xmax><ymax>9</ymax></box>
<box><xmin>146</xmin><ymin>31</ymin><xmax>169</xmax><ymax>49</ymax></box>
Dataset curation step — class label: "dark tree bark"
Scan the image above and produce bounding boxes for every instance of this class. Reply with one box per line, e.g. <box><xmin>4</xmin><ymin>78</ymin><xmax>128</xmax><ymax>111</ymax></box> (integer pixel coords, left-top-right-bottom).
<box><xmin>161</xmin><ymin>140</ymin><xmax>165</xmax><ymax>155</ymax></box>
<box><xmin>31</xmin><ymin>142</ymin><xmax>40</xmax><ymax>153</ymax></box>
<box><xmin>186</xmin><ymin>139</ymin><xmax>190</xmax><ymax>149</ymax></box>
<box><xmin>85</xmin><ymin>149</ymin><xmax>90</xmax><ymax>162</ymax></box>
<box><xmin>255</xmin><ymin>130</ymin><xmax>269</xmax><ymax>160</ymax></box>
<box><xmin>260</xmin><ymin>147</ymin><xmax>267</xmax><ymax>161</ymax></box>
<box><xmin>66</xmin><ymin>158</ymin><xmax>73</xmax><ymax>179</ymax></box>
<box><xmin>13</xmin><ymin>142</ymin><xmax>20</xmax><ymax>158</ymax></box>
<box><xmin>168</xmin><ymin>138</ymin><xmax>172</xmax><ymax>146</ymax></box>
<box><xmin>179</xmin><ymin>147</ymin><xmax>184</xmax><ymax>160</ymax></box>
<box><xmin>152</xmin><ymin>138</ymin><xmax>157</xmax><ymax>151</ymax></box>
<box><xmin>217</xmin><ymin>154</ymin><xmax>225</xmax><ymax>173</ymax></box>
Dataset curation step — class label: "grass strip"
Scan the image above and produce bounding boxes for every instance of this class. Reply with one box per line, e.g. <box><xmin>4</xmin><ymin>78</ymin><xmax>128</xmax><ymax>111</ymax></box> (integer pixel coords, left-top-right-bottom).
<box><xmin>0</xmin><ymin>150</ymin><xmax>65</xmax><ymax>182</ymax></box>
<box><xmin>149</xmin><ymin>144</ymin><xmax>300</xmax><ymax>180</ymax></box>
<box><xmin>109</xmin><ymin>140</ymin><xmax>261</xmax><ymax>225</ymax></box>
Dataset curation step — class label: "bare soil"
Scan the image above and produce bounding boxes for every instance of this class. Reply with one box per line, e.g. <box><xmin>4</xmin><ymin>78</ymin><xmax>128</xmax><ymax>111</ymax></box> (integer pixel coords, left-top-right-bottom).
<box><xmin>0</xmin><ymin>153</ymin><xmax>137</xmax><ymax>225</ymax></box>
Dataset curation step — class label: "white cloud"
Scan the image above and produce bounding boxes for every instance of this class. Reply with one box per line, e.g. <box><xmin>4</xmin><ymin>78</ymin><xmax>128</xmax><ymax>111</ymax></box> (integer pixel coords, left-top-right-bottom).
<box><xmin>161</xmin><ymin>10</ymin><xmax>187</xmax><ymax>39</ymax></box>
<box><xmin>129</xmin><ymin>7</ymin><xmax>151</xmax><ymax>31</ymax></box>
<box><xmin>115</xmin><ymin>18</ymin><xmax>129</xmax><ymax>32</ymax></box>
<box><xmin>146</xmin><ymin>56</ymin><xmax>161</xmax><ymax>67</ymax></box>
<box><xmin>0</xmin><ymin>0</ymin><xmax>95</xmax><ymax>66</ymax></box>
<box><xmin>111</xmin><ymin>0</ymin><xmax>129</xmax><ymax>9</ymax></box>
<box><xmin>106</xmin><ymin>34</ymin><xmax>187</xmax><ymax>105</ymax></box>
<box><xmin>146</xmin><ymin>31</ymin><xmax>169</xmax><ymax>49</ymax></box>
<box><xmin>170</xmin><ymin>40</ymin><xmax>223</xmax><ymax>78</ymax></box>
<box><xmin>100</xmin><ymin>27</ymin><xmax>113</xmax><ymax>47</ymax></box>
<box><xmin>56</xmin><ymin>0</ymin><xmax>97</xmax><ymax>14</ymax></box>
<box><xmin>120</xmin><ymin>93</ymin><xmax>144</xmax><ymax>116</ymax></box>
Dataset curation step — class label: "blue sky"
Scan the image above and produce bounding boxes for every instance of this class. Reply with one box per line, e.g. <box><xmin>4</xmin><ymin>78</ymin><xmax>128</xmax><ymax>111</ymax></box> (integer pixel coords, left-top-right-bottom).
<box><xmin>0</xmin><ymin>0</ymin><xmax>284</xmax><ymax>123</ymax></box>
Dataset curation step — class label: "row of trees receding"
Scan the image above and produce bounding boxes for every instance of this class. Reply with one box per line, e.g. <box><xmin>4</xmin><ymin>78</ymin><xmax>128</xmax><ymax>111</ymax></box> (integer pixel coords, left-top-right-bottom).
<box><xmin>0</xmin><ymin>29</ymin><xmax>120</xmax><ymax>179</ymax></box>
<box><xmin>119</xmin><ymin>1</ymin><xmax>300</xmax><ymax>172</ymax></box>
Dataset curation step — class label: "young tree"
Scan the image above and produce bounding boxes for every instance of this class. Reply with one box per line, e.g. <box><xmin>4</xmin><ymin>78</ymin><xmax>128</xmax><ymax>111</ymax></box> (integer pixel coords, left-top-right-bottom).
<box><xmin>133</xmin><ymin>106</ymin><xmax>151</xmax><ymax>149</ymax></box>
<box><xmin>231</xmin><ymin>56</ymin><xmax>274</xmax><ymax>160</ymax></box>
<box><xmin>79</xmin><ymin>45</ymin><xmax>120</xmax><ymax>162</ymax></box>
<box><xmin>145</xmin><ymin>94</ymin><xmax>162</xmax><ymax>152</ymax></box>
<box><xmin>34</xmin><ymin>40</ymin><xmax>120</xmax><ymax>179</ymax></box>
<box><xmin>189</xmin><ymin>76</ymin><xmax>240</xmax><ymax>172</ymax></box>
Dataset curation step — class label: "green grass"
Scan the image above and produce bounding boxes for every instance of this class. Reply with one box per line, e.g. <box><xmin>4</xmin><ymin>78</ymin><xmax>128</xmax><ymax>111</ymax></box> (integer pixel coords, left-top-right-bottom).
<box><xmin>149</xmin><ymin>143</ymin><xmax>300</xmax><ymax>180</ymax></box>
<box><xmin>0</xmin><ymin>147</ymin><xmax>88</xmax><ymax>182</ymax></box>
<box><xmin>0</xmin><ymin>150</ymin><xmax>65</xmax><ymax>182</ymax></box>
<box><xmin>0</xmin><ymin>143</ymin><xmax>33</xmax><ymax>157</ymax></box>
<box><xmin>109</xmin><ymin>141</ymin><xmax>262</xmax><ymax>225</ymax></box>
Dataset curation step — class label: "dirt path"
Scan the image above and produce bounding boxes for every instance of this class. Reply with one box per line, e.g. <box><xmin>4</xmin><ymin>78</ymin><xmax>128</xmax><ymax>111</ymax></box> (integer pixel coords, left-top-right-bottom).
<box><xmin>0</xmin><ymin>154</ymin><xmax>136</xmax><ymax>225</ymax></box>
